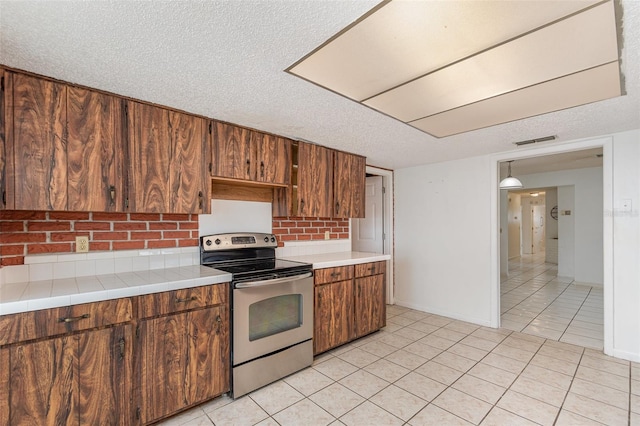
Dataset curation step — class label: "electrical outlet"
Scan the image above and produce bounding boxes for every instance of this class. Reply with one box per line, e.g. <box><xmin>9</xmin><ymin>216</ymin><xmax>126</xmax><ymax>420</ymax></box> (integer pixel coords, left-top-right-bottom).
<box><xmin>325</xmin><ymin>231</ymin><xmax>330</xmax><ymax>240</ymax></box>
<box><xmin>76</xmin><ymin>236</ymin><xmax>89</xmax><ymax>253</ymax></box>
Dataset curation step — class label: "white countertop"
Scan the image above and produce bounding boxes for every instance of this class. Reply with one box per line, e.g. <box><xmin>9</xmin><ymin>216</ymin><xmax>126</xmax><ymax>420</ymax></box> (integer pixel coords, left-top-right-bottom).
<box><xmin>0</xmin><ymin>251</ymin><xmax>390</xmax><ymax>315</ymax></box>
<box><xmin>281</xmin><ymin>251</ymin><xmax>391</xmax><ymax>269</ymax></box>
<box><xmin>0</xmin><ymin>266</ymin><xmax>232</xmax><ymax>316</ymax></box>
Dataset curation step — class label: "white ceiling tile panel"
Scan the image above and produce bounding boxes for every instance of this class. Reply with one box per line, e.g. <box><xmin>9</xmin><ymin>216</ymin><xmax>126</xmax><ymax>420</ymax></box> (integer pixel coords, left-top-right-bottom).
<box><xmin>289</xmin><ymin>0</ymin><xmax>601</xmax><ymax>101</ymax></box>
<box><xmin>410</xmin><ymin>62</ymin><xmax>622</xmax><ymax>137</ymax></box>
<box><xmin>364</xmin><ymin>1</ymin><xmax>619</xmax><ymax>122</ymax></box>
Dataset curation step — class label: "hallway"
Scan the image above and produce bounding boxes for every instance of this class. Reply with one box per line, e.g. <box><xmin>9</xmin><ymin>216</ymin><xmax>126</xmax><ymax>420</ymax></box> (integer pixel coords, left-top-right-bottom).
<box><xmin>500</xmin><ymin>254</ymin><xmax>604</xmax><ymax>350</ymax></box>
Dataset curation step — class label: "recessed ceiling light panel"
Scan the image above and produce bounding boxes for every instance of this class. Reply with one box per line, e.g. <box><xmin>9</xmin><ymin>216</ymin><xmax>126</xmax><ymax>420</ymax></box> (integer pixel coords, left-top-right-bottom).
<box><xmin>288</xmin><ymin>0</ymin><xmax>622</xmax><ymax>138</ymax></box>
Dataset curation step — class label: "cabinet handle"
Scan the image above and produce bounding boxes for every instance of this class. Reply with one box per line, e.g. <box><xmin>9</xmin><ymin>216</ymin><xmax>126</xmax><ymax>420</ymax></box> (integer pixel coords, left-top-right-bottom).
<box><xmin>58</xmin><ymin>313</ymin><xmax>90</xmax><ymax>323</ymax></box>
<box><xmin>260</xmin><ymin>161</ymin><xmax>264</xmax><ymax>178</ymax></box>
<box><xmin>299</xmin><ymin>199</ymin><xmax>305</xmax><ymax>214</ymax></box>
<box><xmin>216</xmin><ymin>315</ymin><xmax>222</xmax><ymax>333</ymax></box>
<box><xmin>118</xmin><ymin>337</ymin><xmax>125</xmax><ymax>360</ymax></box>
<box><xmin>1</xmin><ymin>190</ymin><xmax>5</xmax><ymax>206</ymax></box>
<box><xmin>246</xmin><ymin>159</ymin><xmax>251</xmax><ymax>176</ymax></box>
<box><xmin>198</xmin><ymin>191</ymin><xmax>204</xmax><ymax>210</ymax></box>
<box><xmin>175</xmin><ymin>296</ymin><xmax>198</xmax><ymax>303</ymax></box>
<box><xmin>336</xmin><ymin>201</ymin><xmax>340</xmax><ymax>214</ymax></box>
<box><xmin>109</xmin><ymin>185</ymin><xmax>116</xmax><ymax>206</ymax></box>
<box><xmin>330</xmin><ymin>272</ymin><xmax>341</xmax><ymax>278</ymax></box>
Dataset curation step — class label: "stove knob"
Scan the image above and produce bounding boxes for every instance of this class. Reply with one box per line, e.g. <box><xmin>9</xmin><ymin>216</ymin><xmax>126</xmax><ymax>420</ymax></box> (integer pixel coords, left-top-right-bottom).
<box><xmin>271</xmin><ymin>237</ymin><xmax>276</xmax><ymax>243</ymax></box>
<box><xmin>205</xmin><ymin>239</ymin><xmax>212</xmax><ymax>246</ymax></box>
<box><xmin>264</xmin><ymin>237</ymin><xmax>269</xmax><ymax>243</ymax></box>
<box><xmin>214</xmin><ymin>239</ymin><xmax>221</xmax><ymax>245</ymax></box>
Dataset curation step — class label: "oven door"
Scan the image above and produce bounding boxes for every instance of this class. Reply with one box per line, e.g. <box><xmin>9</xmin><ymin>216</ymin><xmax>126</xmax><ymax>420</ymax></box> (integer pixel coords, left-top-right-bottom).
<box><xmin>233</xmin><ymin>272</ymin><xmax>313</xmax><ymax>366</ymax></box>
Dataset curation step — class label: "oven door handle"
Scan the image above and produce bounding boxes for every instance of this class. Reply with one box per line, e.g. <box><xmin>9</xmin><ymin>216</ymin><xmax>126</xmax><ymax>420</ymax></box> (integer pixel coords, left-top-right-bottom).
<box><xmin>234</xmin><ymin>272</ymin><xmax>313</xmax><ymax>288</ymax></box>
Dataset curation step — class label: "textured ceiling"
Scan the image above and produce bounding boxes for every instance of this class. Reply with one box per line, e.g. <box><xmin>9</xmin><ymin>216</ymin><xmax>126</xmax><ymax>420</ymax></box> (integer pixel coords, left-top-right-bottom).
<box><xmin>1</xmin><ymin>1</ymin><xmax>638</xmax><ymax>170</ymax></box>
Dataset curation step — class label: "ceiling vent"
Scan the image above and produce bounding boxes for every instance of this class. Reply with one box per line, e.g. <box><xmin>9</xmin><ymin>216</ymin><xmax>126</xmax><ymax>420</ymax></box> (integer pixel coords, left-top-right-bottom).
<box><xmin>514</xmin><ymin>135</ymin><xmax>557</xmax><ymax>146</ymax></box>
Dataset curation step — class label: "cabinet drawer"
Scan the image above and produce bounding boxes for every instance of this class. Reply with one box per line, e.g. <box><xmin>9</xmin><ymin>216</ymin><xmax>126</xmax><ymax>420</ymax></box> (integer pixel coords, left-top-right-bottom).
<box><xmin>136</xmin><ymin>283</ymin><xmax>228</xmax><ymax>319</ymax></box>
<box><xmin>314</xmin><ymin>266</ymin><xmax>354</xmax><ymax>285</ymax></box>
<box><xmin>0</xmin><ymin>298</ymin><xmax>133</xmax><ymax>346</ymax></box>
<box><xmin>355</xmin><ymin>261</ymin><xmax>386</xmax><ymax>278</ymax></box>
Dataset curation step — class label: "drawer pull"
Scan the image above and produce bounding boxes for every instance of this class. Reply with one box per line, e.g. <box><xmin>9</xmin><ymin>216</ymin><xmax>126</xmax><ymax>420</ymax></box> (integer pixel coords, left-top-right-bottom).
<box><xmin>175</xmin><ymin>296</ymin><xmax>198</xmax><ymax>303</ymax></box>
<box><xmin>58</xmin><ymin>313</ymin><xmax>90</xmax><ymax>323</ymax></box>
<box><xmin>330</xmin><ymin>272</ymin><xmax>341</xmax><ymax>278</ymax></box>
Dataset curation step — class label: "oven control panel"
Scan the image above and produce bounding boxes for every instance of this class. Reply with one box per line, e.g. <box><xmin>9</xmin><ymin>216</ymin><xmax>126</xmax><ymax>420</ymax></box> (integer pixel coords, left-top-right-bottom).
<box><xmin>201</xmin><ymin>233</ymin><xmax>277</xmax><ymax>251</ymax></box>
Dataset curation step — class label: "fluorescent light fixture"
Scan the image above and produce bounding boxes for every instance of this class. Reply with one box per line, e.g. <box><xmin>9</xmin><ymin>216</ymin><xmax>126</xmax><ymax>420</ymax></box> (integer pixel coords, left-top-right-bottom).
<box><xmin>500</xmin><ymin>161</ymin><xmax>523</xmax><ymax>190</ymax></box>
<box><xmin>288</xmin><ymin>0</ymin><xmax>622</xmax><ymax>138</ymax></box>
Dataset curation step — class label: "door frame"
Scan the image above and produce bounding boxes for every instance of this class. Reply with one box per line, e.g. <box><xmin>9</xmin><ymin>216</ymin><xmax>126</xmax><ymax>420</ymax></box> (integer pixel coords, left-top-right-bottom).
<box><xmin>352</xmin><ymin>165</ymin><xmax>395</xmax><ymax>305</ymax></box>
<box><xmin>490</xmin><ymin>136</ymin><xmax>613</xmax><ymax>354</ymax></box>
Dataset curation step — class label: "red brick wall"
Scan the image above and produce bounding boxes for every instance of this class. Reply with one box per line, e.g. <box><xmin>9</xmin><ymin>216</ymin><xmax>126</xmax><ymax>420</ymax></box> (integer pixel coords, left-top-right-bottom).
<box><xmin>272</xmin><ymin>216</ymin><xmax>349</xmax><ymax>247</ymax></box>
<box><xmin>0</xmin><ymin>211</ymin><xmax>199</xmax><ymax>266</ymax></box>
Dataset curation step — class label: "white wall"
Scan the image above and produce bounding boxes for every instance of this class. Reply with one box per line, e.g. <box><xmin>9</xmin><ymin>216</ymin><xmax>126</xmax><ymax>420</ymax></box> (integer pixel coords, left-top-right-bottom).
<box><xmin>517</xmin><ymin>167</ymin><xmax>602</xmax><ymax>284</ymax></box>
<box><xmin>394</xmin><ymin>130</ymin><xmax>640</xmax><ymax>361</ymax></box>
<box><xmin>609</xmin><ymin>133</ymin><xmax>640</xmax><ymax>361</ymax></box>
<box><xmin>395</xmin><ymin>156</ymin><xmax>493</xmax><ymax>325</ymax></box>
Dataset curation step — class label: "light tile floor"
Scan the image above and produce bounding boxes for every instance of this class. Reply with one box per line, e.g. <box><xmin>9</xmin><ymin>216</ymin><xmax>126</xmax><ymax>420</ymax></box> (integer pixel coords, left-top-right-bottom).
<box><xmin>159</xmin><ymin>306</ymin><xmax>639</xmax><ymax>425</ymax></box>
<box><xmin>501</xmin><ymin>254</ymin><xmax>604</xmax><ymax>350</ymax></box>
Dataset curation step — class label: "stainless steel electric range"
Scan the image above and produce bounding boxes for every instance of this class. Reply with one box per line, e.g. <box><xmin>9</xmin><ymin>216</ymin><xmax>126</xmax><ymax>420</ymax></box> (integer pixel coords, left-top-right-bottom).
<box><xmin>200</xmin><ymin>232</ymin><xmax>314</xmax><ymax>398</ymax></box>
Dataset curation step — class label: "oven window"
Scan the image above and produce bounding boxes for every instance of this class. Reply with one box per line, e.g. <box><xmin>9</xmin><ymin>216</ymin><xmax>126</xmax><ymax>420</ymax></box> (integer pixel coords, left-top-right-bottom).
<box><xmin>249</xmin><ymin>294</ymin><xmax>302</xmax><ymax>341</ymax></box>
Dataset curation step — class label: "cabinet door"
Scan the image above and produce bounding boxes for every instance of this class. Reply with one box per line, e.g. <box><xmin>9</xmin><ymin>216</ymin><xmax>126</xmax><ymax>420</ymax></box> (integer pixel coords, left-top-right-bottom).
<box><xmin>7</xmin><ymin>325</ymin><xmax>132</xmax><ymax>426</ymax></box>
<box><xmin>354</xmin><ymin>274</ymin><xmax>385</xmax><ymax>338</ymax></box>
<box><xmin>297</xmin><ymin>142</ymin><xmax>333</xmax><ymax>218</ymax></box>
<box><xmin>169</xmin><ymin>111</ymin><xmax>209</xmax><ymax>213</ymax></box>
<box><xmin>211</xmin><ymin>121</ymin><xmax>254</xmax><ymax>181</ymax></box>
<box><xmin>9</xmin><ymin>335</ymin><xmax>77</xmax><ymax>425</ymax></box>
<box><xmin>334</xmin><ymin>151</ymin><xmax>366</xmax><ymax>218</ymax></box>
<box><xmin>137</xmin><ymin>306</ymin><xmax>229</xmax><ymax>424</ymax></box>
<box><xmin>67</xmin><ymin>87</ymin><xmax>124</xmax><ymax>211</ymax></box>
<box><xmin>78</xmin><ymin>325</ymin><xmax>132</xmax><ymax>425</ymax></box>
<box><xmin>257</xmin><ymin>134</ymin><xmax>290</xmax><ymax>185</ymax></box>
<box><xmin>10</xmin><ymin>72</ymin><xmax>67</xmax><ymax>210</ymax></box>
<box><xmin>0</xmin><ymin>348</ymin><xmax>9</xmax><ymax>426</ymax></box>
<box><xmin>127</xmin><ymin>101</ymin><xmax>171</xmax><ymax>212</ymax></box>
<box><xmin>314</xmin><ymin>280</ymin><xmax>353</xmax><ymax>354</ymax></box>
<box><xmin>0</xmin><ymin>69</ymin><xmax>7</xmax><ymax>210</ymax></box>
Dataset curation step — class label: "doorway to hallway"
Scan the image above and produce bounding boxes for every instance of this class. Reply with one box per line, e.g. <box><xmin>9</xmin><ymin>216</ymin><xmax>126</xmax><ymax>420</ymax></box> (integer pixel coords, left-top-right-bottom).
<box><xmin>500</xmin><ymin>253</ymin><xmax>604</xmax><ymax>350</ymax></box>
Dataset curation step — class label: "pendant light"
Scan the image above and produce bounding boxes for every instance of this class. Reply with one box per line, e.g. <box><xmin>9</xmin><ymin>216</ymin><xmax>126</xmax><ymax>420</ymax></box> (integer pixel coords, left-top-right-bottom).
<box><xmin>500</xmin><ymin>161</ymin><xmax>523</xmax><ymax>189</ymax></box>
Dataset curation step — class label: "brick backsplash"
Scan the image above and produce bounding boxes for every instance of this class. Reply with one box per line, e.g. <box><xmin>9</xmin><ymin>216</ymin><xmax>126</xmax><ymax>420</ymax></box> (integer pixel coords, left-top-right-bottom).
<box><xmin>272</xmin><ymin>216</ymin><xmax>349</xmax><ymax>247</ymax></box>
<box><xmin>0</xmin><ymin>211</ymin><xmax>198</xmax><ymax>266</ymax></box>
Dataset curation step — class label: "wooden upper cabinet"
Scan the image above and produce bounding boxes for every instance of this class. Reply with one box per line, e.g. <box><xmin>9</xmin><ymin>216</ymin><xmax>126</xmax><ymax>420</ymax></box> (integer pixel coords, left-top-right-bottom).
<box><xmin>127</xmin><ymin>102</ymin><xmax>209</xmax><ymax>214</ymax></box>
<box><xmin>211</xmin><ymin>121</ymin><xmax>290</xmax><ymax>186</ymax></box>
<box><xmin>297</xmin><ymin>141</ymin><xmax>333</xmax><ymax>217</ymax></box>
<box><xmin>4</xmin><ymin>71</ymin><xmax>125</xmax><ymax>212</ymax></box>
<box><xmin>211</xmin><ymin>121</ymin><xmax>254</xmax><ymax>181</ymax></box>
<box><xmin>334</xmin><ymin>151</ymin><xmax>365</xmax><ymax>218</ymax></box>
<box><xmin>256</xmin><ymin>134</ymin><xmax>291</xmax><ymax>185</ymax></box>
<box><xmin>9</xmin><ymin>72</ymin><xmax>67</xmax><ymax>210</ymax></box>
<box><xmin>67</xmin><ymin>86</ymin><xmax>124</xmax><ymax>211</ymax></box>
<box><xmin>169</xmin><ymin>111</ymin><xmax>209</xmax><ymax>214</ymax></box>
<box><xmin>127</xmin><ymin>101</ymin><xmax>171</xmax><ymax>213</ymax></box>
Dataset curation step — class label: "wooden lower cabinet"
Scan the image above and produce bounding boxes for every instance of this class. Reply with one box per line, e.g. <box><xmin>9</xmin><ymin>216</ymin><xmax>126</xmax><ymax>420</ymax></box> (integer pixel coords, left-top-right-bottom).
<box><xmin>314</xmin><ymin>262</ymin><xmax>386</xmax><ymax>355</ymax></box>
<box><xmin>314</xmin><ymin>279</ymin><xmax>353</xmax><ymax>354</ymax></box>
<box><xmin>136</xmin><ymin>305</ymin><xmax>229</xmax><ymax>425</ymax></box>
<box><xmin>0</xmin><ymin>282</ymin><xmax>230</xmax><ymax>425</ymax></box>
<box><xmin>354</xmin><ymin>274</ymin><xmax>386</xmax><ymax>339</ymax></box>
<box><xmin>6</xmin><ymin>324</ymin><xmax>132</xmax><ymax>426</ymax></box>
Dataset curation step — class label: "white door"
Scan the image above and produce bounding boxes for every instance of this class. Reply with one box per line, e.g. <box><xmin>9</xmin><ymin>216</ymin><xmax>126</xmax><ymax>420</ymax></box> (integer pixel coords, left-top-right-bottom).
<box><xmin>533</xmin><ymin>204</ymin><xmax>546</xmax><ymax>253</ymax></box>
<box><xmin>352</xmin><ymin>176</ymin><xmax>384</xmax><ymax>253</ymax></box>
<box><xmin>521</xmin><ymin>202</ymin><xmax>533</xmax><ymax>254</ymax></box>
